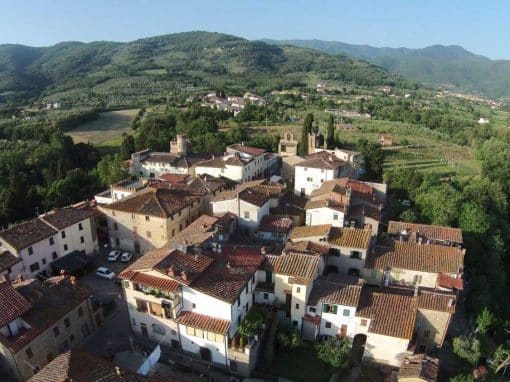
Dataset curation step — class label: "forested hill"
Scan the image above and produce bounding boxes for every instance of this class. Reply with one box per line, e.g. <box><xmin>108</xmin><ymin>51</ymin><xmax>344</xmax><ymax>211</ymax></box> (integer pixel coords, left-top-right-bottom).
<box><xmin>0</xmin><ymin>31</ymin><xmax>404</xmax><ymax>107</ymax></box>
<box><xmin>264</xmin><ymin>39</ymin><xmax>510</xmax><ymax>98</ymax></box>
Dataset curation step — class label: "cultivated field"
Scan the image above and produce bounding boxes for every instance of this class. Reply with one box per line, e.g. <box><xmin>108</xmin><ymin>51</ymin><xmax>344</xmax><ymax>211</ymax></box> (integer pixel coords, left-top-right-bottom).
<box><xmin>66</xmin><ymin>109</ymin><xmax>139</xmax><ymax>147</ymax></box>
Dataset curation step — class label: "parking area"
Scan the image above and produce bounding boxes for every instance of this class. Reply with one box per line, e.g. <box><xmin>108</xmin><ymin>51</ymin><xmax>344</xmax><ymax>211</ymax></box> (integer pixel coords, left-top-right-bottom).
<box><xmin>79</xmin><ymin>248</ymin><xmax>140</xmax><ymax>300</ymax></box>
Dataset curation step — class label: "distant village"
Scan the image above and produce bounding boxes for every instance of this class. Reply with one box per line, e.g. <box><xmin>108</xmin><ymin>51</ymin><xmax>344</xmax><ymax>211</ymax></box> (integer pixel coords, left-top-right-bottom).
<box><xmin>0</xmin><ymin>128</ymin><xmax>463</xmax><ymax>381</ymax></box>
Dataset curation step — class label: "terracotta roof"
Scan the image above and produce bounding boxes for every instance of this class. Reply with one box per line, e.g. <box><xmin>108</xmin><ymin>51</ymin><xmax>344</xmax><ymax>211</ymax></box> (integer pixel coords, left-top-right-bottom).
<box><xmin>192</xmin><ymin>246</ymin><xmax>265</xmax><ymax>303</ymax></box>
<box><xmin>258</xmin><ymin>215</ymin><xmax>293</xmax><ymax>234</ymax></box>
<box><xmin>311</xmin><ymin>178</ymin><xmax>384</xmax><ymax>206</ymax></box>
<box><xmin>397</xmin><ymin>354</ymin><xmax>439</xmax><ymax>382</ymax></box>
<box><xmin>224</xmin><ymin>156</ymin><xmax>247</xmax><ymax>166</ymax></box>
<box><xmin>211</xmin><ymin>180</ymin><xmax>265</xmax><ymax>202</ymax></box>
<box><xmin>308</xmin><ymin>276</ymin><xmax>362</xmax><ymax>307</ymax></box>
<box><xmin>176</xmin><ymin>311</ymin><xmax>230</xmax><ymax>335</ymax></box>
<box><xmin>228</xmin><ymin>144</ymin><xmax>266</xmax><ymax>156</ymax></box>
<box><xmin>297</xmin><ymin>151</ymin><xmax>346</xmax><ymax>170</ymax></box>
<box><xmin>101</xmin><ymin>188</ymin><xmax>199</xmax><ymax>218</ymax></box>
<box><xmin>0</xmin><ymin>219</ymin><xmax>57</xmax><ymax>251</ymax></box>
<box><xmin>196</xmin><ymin>156</ymin><xmax>227</xmax><ymax>168</ymax></box>
<box><xmin>273</xmin><ymin>252</ymin><xmax>321</xmax><ymax>281</ymax></box>
<box><xmin>280</xmin><ymin>192</ymin><xmax>308</xmax><ymax>209</ymax></box>
<box><xmin>288</xmin><ymin>224</ymin><xmax>331</xmax><ymax>240</ymax></box>
<box><xmin>28</xmin><ymin>350</ymin><xmax>182</xmax><ymax>382</ymax></box>
<box><xmin>348</xmin><ymin>204</ymin><xmax>382</xmax><ymax>222</ymax></box>
<box><xmin>40</xmin><ymin>204</ymin><xmax>98</xmax><ymax>230</ymax></box>
<box><xmin>261</xmin><ymin>255</ymin><xmax>279</xmax><ymax>272</ymax></box>
<box><xmin>305</xmin><ymin>199</ymin><xmax>347</xmax><ymax>212</ymax></box>
<box><xmin>0</xmin><ymin>281</ymin><xmax>32</xmax><ymax>327</ymax></box>
<box><xmin>356</xmin><ymin>286</ymin><xmax>417</xmax><ymax>339</ymax></box>
<box><xmin>328</xmin><ymin>227</ymin><xmax>372</xmax><ymax>249</ymax></box>
<box><xmin>417</xmin><ymin>288</ymin><xmax>456</xmax><ymax>313</ymax></box>
<box><xmin>387</xmin><ymin>221</ymin><xmax>463</xmax><ymax>244</ymax></box>
<box><xmin>122</xmin><ymin>247</ymin><xmax>171</xmax><ymax>273</ymax></box>
<box><xmin>181</xmin><ymin>175</ymin><xmax>229</xmax><ymax>195</ymax></box>
<box><xmin>0</xmin><ymin>251</ymin><xmax>22</xmax><ymax>272</ymax></box>
<box><xmin>157</xmin><ymin>173</ymin><xmax>190</xmax><ymax>184</ymax></box>
<box><xmin>153</xmin><ymin>250</ymin><xmax>215</xmax><ymax>286</ymax></box>
<box><xmin>171</xmin><ymin>215</ymin><xmax>219</xmax><ymax>246</ymax></box>
<box><xmin>119</xmin><ymin>270</ymin><xmax>180</xmax><ymax>293</ymax></box>
<box><xmin>3</xmin><ymin>277</ymin><xmax>92</xmax><ymax>353</ymax></box>
<box><xmin>286</xmin><ymin>241</ymin><xmax>330</xmax><ymax>255</ymax></box>
<box><xmin>437</xmin><ymin>273</ymin><xmax>464</xmax><ymax>290</ymax></box>
<box><xmin>238</xmin><ymin>188</ymin><xmax>271</xmax><ymax>207</ymax></box>
<box><xmin>366</xmin><ymin>241</ymin><xmax>464</xmax><ymax>274</ymax></box>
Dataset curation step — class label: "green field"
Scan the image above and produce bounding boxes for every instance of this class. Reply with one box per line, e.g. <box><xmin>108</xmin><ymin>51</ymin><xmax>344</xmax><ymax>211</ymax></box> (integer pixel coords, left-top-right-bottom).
<box><xmin>245</xmin><ymin>119</ymin><xmax>481</xmax><ymax>177</ymax></box>
<box><xmin>66</xmin><ymin>109</ymin><xmax>139</xmax><ymax>152</ymax></box>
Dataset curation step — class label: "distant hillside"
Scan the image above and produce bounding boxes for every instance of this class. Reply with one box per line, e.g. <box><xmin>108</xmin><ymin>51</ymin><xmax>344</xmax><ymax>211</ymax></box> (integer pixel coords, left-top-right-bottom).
<box><xmin>264</xmin><ymin>39</ymin><xmax>510</xmax><ymax>98</ymax></box>
<box><xmin>0</xmin><ymin>31</ymin><xmax>404</xmax><ymax>107</ymax></box>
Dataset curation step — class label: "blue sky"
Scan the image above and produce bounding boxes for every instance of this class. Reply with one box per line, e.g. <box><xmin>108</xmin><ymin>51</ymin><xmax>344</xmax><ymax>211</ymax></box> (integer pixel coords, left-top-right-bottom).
<box><xmin>1</xmin><ymin>0</ymin><xmax>509</xmax><ymax>59</ymax></box>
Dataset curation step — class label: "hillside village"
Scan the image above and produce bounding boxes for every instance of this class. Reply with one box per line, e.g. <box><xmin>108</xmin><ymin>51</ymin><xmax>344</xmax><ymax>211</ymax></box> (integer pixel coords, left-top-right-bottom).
<box><xmin>0</xmin><ymin>131</ymin><xmax>466</xmax><ymax>382</ymax></box>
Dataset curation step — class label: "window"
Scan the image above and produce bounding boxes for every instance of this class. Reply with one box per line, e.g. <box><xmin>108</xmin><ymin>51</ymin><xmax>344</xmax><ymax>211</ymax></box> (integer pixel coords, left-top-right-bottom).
<box><xmin>245</xmin><ymin>302</ymin><xmax>249</xmax><ymax>312</ymax></box>
<box><xmin>244</xmin><ymin>211</ymin><xmax>250</xmax><ymax>219</ymax></box>
<box><xmin>423</xmin><ymin>329</ymin><xmax>431</xmax><ymax>338</ymax></box>
<box><xmin>325</xmin><ymin>321</ymin><xmax>331</xmax><ymax>328</ymax></box>
<box><xmin>360</xmin><ymin>319</ymin><xmax>368</xmax><ymax>327</ymax></box>
<box><xmin>145</xmin><ymin>216</ymin><xmax>150</xmax><ymax>222</ymax></box>
<box><xmin>64</xmin><ymin>244</ymin><xmax>68</xmax><ymax>251</ymax></box>
<box><xmin>26</xmin><ymin>348</ymin><xmax>34</xmax><ymax>359</ymax></box>
<box><xmin>61</xmin><ymin>231</ymin><xmax>66</xmax><ymax>239</ymax></box>
<box><xmin>52</xmin><ymin>252</ymin><xmax>58</xmax><ymax>260</ymax></box>
<box><xmin>46</xmin><ymin>353</ymin><xmax>54</xmax><ymax>362</ymax></box>
<box><xmin>292</xmin><ymin>320</ymin><xmax>298</xmax><ymax>326</ymax></box>
<box><xmin>29</xmin><ymin>262</ymin><xmax>40</xmax><ymax>273</ymax></box>
<box><xmin>309</xmin><ymin>306</ymin><xmax>316</xmax><ymax>313</ymax></box>
<box><xmin>136</xmin><ymin>300</ymin><xmax>148</xmax><ymax>313</ymax></box>
<box><xmin>413</xmin><ymin>275</ymin><xmax>423</xmax><ymax>285</ymax></box>
<box><xmin>342</xmin><ymin>309</ymin><xmax>350</xmax><ymax>317</ymax></box>
<box><xmin>49</xmin><ymin>237</ymin><xmax>55</xmax><ymax>246</ymax></box>
<box><xmin>186</xmin><ymin>326</ymin><xmax>195</xmax><ymax>335</ymax></box>
<box><xmin>306</xmin><ymin>177</ymin><xmax>313</xmax><ymax>182</ymax></box>
<box><xmin>333</xmin><ymin>213</ymin><xmax>339</xmax><ymax>221</ymax></box>
<box><xmin>64</xmin><ymin>317</ymin><xmax>71</xmax><ymax>328</ymax></box>
<box><xmin>113</xmin><ymin>223</ymin><xmax>118</xmax><ymax>231</ymax></box>
<box><xmin>58</xmin><ymin>340</ymin><xmax>69</xmax><ymax>353</ymax></box>
<box><xmin>78</xmin><ymin>307</ymin><xmax>83</xmax><ymax>317</ymax></box>
<box><xmin>147</xmin><ymin>231</ymin><xmax>152</xmax><ymax>238</ymax></box>
<box><xmin>350</xmin><ymin>251</ymin><xmax>362</xmax><ymax>260</ymax></box>
<box><xmin>42</xmin><ymin>258</ymin><xmax>47</xmax><ymax>265</ymax></box>
<box><xmin>195</xmin><ymin>329</ymin><xmax>204</xmax><ymax>338</ymax></box>
<box><xmin>53</xmin><ymin>326</ymin><xmax>60</xmax><ymax>337</ymax></box>
<box><xmin>78</xmin><ymin>223</ymin><xmax>83</xmax><ymax>231</ymax></box>
<box><xmin>263</xmin><ymin>293</ymin><xmax>268</xmax><ymax>300</ymax></box>
<box><xmin>331</xmin><ymin>248</ymin><xmax>340</xmax><ymax>257</ymax></box>
<box><xmin>295</xmin><ymin>303</ymin><xmax>300</xmax><ymax>309</ymax></box>
<box><xmin>80</xmin><ymin>236</ymin><xmax>84</xmax><ymax>244</ymax></box>
<box><xmin>296</xmin><ymin>287</ymin><xmax>301</xmax><ymax>293</ymax></box>
<box><xmin>28</xmin><ymin>247</ymin><xmax>33</xmax><ymax>256</ymax></box>
<box><xmin>323</xmin><ymin>303</ymin><xmax>338</xmax><ymax>314</ymax></box>
<box><xmin>192</xmin><ymin>303</ymin><xmax>196</xmax><ymax>309</ymax></box>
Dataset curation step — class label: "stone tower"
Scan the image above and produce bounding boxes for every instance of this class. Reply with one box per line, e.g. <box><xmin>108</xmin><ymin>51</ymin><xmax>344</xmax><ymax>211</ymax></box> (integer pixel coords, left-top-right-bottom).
<box><xmin>278</xmin><ymin>130</ymin><xmax>299</xmax><ymax>157</ymax></box>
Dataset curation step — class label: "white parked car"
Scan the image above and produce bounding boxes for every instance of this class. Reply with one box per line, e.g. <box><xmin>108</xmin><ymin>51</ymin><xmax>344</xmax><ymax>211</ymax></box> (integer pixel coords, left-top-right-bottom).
<box><xmin>107</xmin><ymin>250</ymin><xmax>120</xmax><ymax>262</ymax></box>
<box><xmin>120</xmin><ymin>252</ymin><xmax>132</xmax><ymax>262</ymax></box>
<box><xmin>96</xmin><ymin>267</ymin><xmax>116</xmax><ymax>280</ymax></box>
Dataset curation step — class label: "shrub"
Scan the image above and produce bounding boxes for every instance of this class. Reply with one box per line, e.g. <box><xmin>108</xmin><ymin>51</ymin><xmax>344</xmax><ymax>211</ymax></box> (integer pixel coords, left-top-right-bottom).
<box><xmin>237</xmin><ymin>305</ymin><xmax>266</xmax><ymax>338</ymax></box>
<box><xmin>452</xmin><ymin>336</ymin><xmax>481</xmax><ymax>366</ymax></box>
<box><xmin>315</xmin><ymin>337</ymin><xmax>351</xmax><ymax>369</ymax></box>
<box><xmin>276</xmin><ymin>322</ymin><xmax>300</xmax><ymax>349</ymax></box>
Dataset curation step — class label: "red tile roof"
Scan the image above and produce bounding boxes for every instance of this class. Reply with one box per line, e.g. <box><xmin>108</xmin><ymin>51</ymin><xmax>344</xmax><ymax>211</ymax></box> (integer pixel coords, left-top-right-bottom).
<box><xmin>157</xmin><ymin>173</ymin><xmax>190</xmax><ymax>184</ymax></box>
<box><xmin>308</xmin><ymin>276</ymin><xmax>362</xmax><ymax>307</ymax></box>
<box><xmin>238</xmin><ymin>188</ymin><xmax>271</xmax><ymax>207</ymax></box>
<box><xmin>40</xmin><ymin>204</ymin><xmax>99</xmax><ymax>231</ymax></box>
<box><xmin>176</xmin><ymin>311</ymin><xmax>230</xmax><ymax>335</ymax></box>
<box><xmin>273</xmin><ymin>252</ymin><xmax>321</xmax><ymax>282</ymax></box>
<box><xmin>289</xmin><ymin>224</ymin><xmax>332</xmax><ymax>240</ymax></box>
<box><xmin>258</xmin><ymin>215</ymin><xmax>293</xmax><ymax>234</ymax></box>
<box><xmin>297</xmin><ymin>151</ymin><xmax>346</xmax><ymax>170</ymax></box>
<box><xmin>28</xmin><ymin>350</ymin><xmax>182</xmax><ymax>382</ymax></box>
<box><xmin>286</xmin><ymin>241</ymin><xmax>330</xmax><ymax>255</ymax></box>
<box><xmin>227</xmin><ymin>144</ymin><xmax>266</xmax><ymax>156</ymax></box>
<box><xmin>119</xmin><ymin>270</ymin><xmax>180</xmax><ymax>293</ymax></box>
<box><xmin>0</xmin><ymin>219</ymin><xmax>57</xmax><ymax>251</ymax></box>
<box><xmin>0</xmin><ymin>281</ymin><xmax>32</xmax><ymax>327</ymax></box>
<box><xmin>153</xmin><ymin>250</ymin><xmax>215</xmax><ymax>286</ymax></box>
<box><xmin>388</xmin><ymin>221</ymin><xmax>463</xmax><ymax>244</ymax></box>
<box><xmin>328</xmin><ymin>227</ymin><xmax>372</xmax><ymax>249</ymax></box>
<box><xmin>191</xmin><ymin>247</ymin><xmax>265</xmax><ymax>303</ymax></box>
<box><xmin>417</xmin><ymin>288</ymin><xmax>456</xmax><ymax>313</ymax></box>
<box><xmin>171</xmin><ymin>215</ymin><xmax>219</xmax><ymax>246</ymax></box>
<box><xmin>437</xmin><ymin>273</ymin><xmax>464</xmax><ymax>290</ymax></box>
<box><xmin>366</xmin><ymin>241</ymin><xmax>464</xmax><ymax>274</ymax></box>
<box><xmin>0</xmin><ymin>251</ymin><xmax>22</xmax><ymax>273</ymax></box>
<box><xmin>356</xmin><ymin>286</ymin><xmax>417</xmax><ymax>339</ymax></box>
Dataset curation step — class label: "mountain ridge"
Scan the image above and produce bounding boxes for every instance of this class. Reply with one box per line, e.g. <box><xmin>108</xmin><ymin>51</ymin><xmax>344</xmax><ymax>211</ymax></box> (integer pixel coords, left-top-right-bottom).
<box><xmin>263</xmin><ymin>38</ymin><xmax>510</xmax><ymax>98</ymax></box>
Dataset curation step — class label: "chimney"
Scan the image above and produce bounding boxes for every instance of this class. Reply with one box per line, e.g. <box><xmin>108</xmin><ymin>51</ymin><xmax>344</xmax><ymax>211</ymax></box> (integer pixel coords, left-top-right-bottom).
<box><xmin>1</xmin><ymin>274</ymin><xmax>9</xmax><ymax>283</ymax></box>
<box><xmin>461</xmin><ymin>248</ymin><xmax>466</xmax><ymax>255</ymax></box>
<box><xmin>226</xmin><ymin>262</ymin><xmax>231</xmax><ymax>269</ymax></box>
<box><xmin>115</xmin><ymin>366</ymin><xmax>122</xmax><ymax>376</ymax></box>
<box><xmin>417</xmin><ymin>237</ymin><xmax>423</xmax><ymax>245</ymax></box>
<box><xmin>70</xmin><ymin>276</ymin><xmax>77</xmax><ymax>286</ymax></box>
<box><xmin>181</xmin><ymin>270</ymin><xmax>188</xmax><ymax>281</ymax></box>
<box><xmin>194</xmin><ymin>254</ymin><xmax>199</xmax><ymax>261</ymax></box>
<box><xmin>447</xmin><ymin>298</ymin><xmax>455</xmax><ymax>307</ymax></box>
<box><xmin>167</xmin><ymin>266</ymin><xmax>175</xmax><ymax>277</ymax></box>
<box><xmin>413</xmin><ymin>285</ymin><xmax>419</xmax><ymax>297</ymax></box>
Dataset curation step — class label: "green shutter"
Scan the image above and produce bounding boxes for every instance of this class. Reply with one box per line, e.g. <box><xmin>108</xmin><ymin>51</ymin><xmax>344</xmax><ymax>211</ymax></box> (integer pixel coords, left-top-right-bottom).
<box><xmin>332</xmin><ymin>305</ymin><xmax>338</xmax><ymax>314</ymax></box>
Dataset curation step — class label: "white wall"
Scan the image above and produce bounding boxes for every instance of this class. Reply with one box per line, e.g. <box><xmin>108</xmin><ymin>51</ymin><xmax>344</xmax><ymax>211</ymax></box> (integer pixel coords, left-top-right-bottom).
<box><xmin>182</xmin><ymin>287</ymin><xmax>232</xmax><ymax>321</ymax></box>
<box><xmin>294</xmin><ymin>166</ymin><xmax>335</xmax><ymax>196</ymax></box>
<box><xmin>363</xmin><ymin>332</ymin><xmax>410</xmax><ymax>367</ymax></box>
<box><xmin>315</xmin><ymin>304</ymin><xmax>357</xmax><ymax>338</ymax></box>
<box><xmin>327</xmin><ymin>246</ymin><xmax>368</xmax><ymax>275</ymax></box>
<box><xmin>306</xmin><ymin>207</ymin><xmax>345</xmax><ymax>227</ymax></box>
<box><xmin>178</xmin><ymin>324</ymin><xmax>228</xmax><ymax>365</ymax></box>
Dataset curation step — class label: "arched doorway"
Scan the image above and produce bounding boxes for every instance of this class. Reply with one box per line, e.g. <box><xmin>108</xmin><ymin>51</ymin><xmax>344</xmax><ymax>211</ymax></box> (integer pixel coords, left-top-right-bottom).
<box><xmin>351</xmin><ymin>334</ymin><xmax>367</xmax><ymax>365</ymax></box>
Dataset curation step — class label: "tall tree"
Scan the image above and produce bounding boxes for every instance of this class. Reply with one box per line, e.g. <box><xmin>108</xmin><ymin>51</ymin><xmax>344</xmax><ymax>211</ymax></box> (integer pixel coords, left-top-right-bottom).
<box><xmin>300</xmin><ymin>113</ymin><xmax>314</xmax><ymax>156</ymax></box>
<box><xmin>326</xmin><ymin>114</ymin><xmax>335</xmax><ymax>149</ymax></box>
<box><xmin>120</xmin><ymin>134</ymin><xmax>136</xmax><ymax>160</ymax></box>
